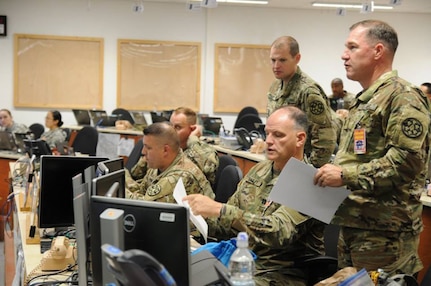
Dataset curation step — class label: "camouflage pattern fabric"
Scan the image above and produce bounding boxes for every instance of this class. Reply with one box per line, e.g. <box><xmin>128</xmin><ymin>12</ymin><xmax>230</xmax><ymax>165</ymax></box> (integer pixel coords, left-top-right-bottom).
<box><xmin>184</xmin><ymin>135</ymin><xmax>219</xmax><ymax>186</ymax></box>
<box><xmin>41</xmin><ymin>128</ymin><xmax>66</xmax><ymax>148</ymax></box>
<box><xmin>333</xmin><ymin>71</ymin><xmax>431</xmax><ymax>275</ymax></box>
<box><xmin>338</xmin><ymin>227</ymin><xmax>422</xmax><ymax>276</ymax></box>
<box><xmin>1</xmin><ymin>121</ymin><xmax>29</xmax><ymax>134</ymax></box>
<box><xmin>130</xmin><ymin>136</ymin><xmax>219</xmax><ymax>186</ymax></box>
<box><xmin>267</xmin><ymin>67</ymin><xmax>336</xmax><ymax>168</ymax></box>
<box><xmin>126</xmin><ymin>151</ymin><xmax>214</xmax><ymax>203</ymax></box>
<box><xmin>329</xmin><ymin>91</ymin><xmax>356</xmax><ymax>111</ymax></box>
<box><xmin>208</xmin><ymin>160</ymin><xmax>325</xmax><ymax>285</ymax></box>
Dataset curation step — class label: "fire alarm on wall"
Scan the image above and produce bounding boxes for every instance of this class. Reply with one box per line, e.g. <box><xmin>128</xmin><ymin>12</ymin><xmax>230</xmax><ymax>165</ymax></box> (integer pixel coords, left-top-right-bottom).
<box><xmin>0</xmin><ymin>16</ymin><xmax>6</xmax><ymax>37</ymax></box>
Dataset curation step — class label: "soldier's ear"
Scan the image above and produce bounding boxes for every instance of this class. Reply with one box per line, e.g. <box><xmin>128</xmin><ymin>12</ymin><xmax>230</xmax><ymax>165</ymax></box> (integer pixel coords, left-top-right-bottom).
<box><xmin>296</xmin><ymin>131</ymin><xmax>306</xmax><ymax>146</ymax></box>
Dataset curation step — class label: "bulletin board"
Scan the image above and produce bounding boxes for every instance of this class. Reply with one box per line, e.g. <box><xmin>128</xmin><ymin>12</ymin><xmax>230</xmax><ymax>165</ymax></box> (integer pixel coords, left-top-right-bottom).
<box><xmin>14</xmin><ymin>34</ymin><xmax>104</xmax><ymax>109</ymax></box>
<box><xmin>117</xmin><ymin>39</ymin><xmax>201</xmax><ymax>111</ymax></box>
<box><xmin>214</xmin><ymin>43</ymin><xmax>273</xmax><ymax>113</ymax></box>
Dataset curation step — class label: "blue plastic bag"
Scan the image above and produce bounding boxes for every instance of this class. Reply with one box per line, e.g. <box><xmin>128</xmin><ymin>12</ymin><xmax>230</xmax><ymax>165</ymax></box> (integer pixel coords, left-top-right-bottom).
<box><xmin>192</xmin><ymin>238</ymin><xmax>257</xmax><ymax>267</ymax></box>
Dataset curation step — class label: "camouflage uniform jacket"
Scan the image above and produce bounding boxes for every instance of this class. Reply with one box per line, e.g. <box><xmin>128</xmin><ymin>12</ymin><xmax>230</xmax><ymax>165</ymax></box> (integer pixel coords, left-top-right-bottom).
<box><xmin>130</xmin><ymin>136</ymin><xmax>219</xmax><ymax>185</ymax></box>
<box><xmin>329</xmin><ymin>91</ymin><xmax>356</xmax><ymax>111</ymax></box>
<box><xmin>126</xmin><ymin>151</ymin><xmax>215</xmax><ymax>203</ymax></box>
<box><xmin>1</xmin><ymin>121</ymin><xmax>29</xmax><ymax>134</ymax></box>
<box><xmin>267</xmin><ymin>67</ymin><xmax>336</xmax><ymax>167</ymax></box>
<box><xmin>41</xmin><ymin>128</ymin><xmax>67</xmax><ymax>148</ymax></box>
<box><xmin>209</xmin><ymin>160</ymin><xmax>324</xmax><ymax>281</ymax></box>
<box><xmin>333</xmin><ymin>70</ymin><xmax>431</xmax><ymax>233</ymax></box>
<box><xmin>183</xmin><ymin>135</ymin><xmax>219</xmax><ymax>186</ymax></box>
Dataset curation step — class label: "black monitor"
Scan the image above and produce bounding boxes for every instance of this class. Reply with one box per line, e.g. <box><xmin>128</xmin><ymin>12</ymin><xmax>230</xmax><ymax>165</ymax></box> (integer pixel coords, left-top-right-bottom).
<box><xmin>39</xmin><ymin>155</ymin><xmax>108</xmax><ymax>229</ymax></box>
<box><xmin>95</xmin><ymin>157</ymin><xmax>124</xmax><ymax>177</ymax></box>
<box><xmin>91</xmin><ymin>169</ymin><xmax>126</xmax><ymax>198</ymax></box>
<box><xmin>90</xmin><ymin>196</ymin><xmax>191</xmax><ymax>286</ymax></box>
<box><xmin>24</xmin><ymin>139</ymin><xmax>52</xmax><ymax>158</ymax></box>
<box><xmin>203</xmin><ymin>117</ymin><xmax>223</xmax><ymax>136</ymax></box>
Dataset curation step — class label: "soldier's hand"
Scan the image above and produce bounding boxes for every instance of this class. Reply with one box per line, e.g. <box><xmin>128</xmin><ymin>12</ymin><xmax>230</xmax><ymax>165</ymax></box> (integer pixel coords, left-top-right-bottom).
<box><xmin>183</xmin><ymin>194</ymin><xmax>223</xmax><ymax>218</ymax></box>
<box><xmin>314</xmin><ymin>164</ymin><xmax>344</xmax><ymax>188</ymax></box>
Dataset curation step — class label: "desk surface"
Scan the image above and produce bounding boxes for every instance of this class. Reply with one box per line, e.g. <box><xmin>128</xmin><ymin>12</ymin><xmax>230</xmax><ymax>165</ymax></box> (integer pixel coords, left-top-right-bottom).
<box><xmin>0</xmin><ymin>150</ymin><xmax>24</xmax><ymax>160</ymax></box>
<box><xmin>212</xmin><ymin>144</ymin><xmax>265</xmax><ymax>163</ymax></box>
<box><xmin>65</xmin><ymin>125</ymin><xmax>143</xmax><ymax>136</ymax></box>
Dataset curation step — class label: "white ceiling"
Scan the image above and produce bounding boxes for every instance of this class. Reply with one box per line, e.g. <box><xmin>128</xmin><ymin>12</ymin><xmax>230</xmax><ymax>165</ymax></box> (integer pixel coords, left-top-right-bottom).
<box><xmin>148</xmin><ymin>0</ymin><xmax>431</xmax><ymax>14</ymax></box>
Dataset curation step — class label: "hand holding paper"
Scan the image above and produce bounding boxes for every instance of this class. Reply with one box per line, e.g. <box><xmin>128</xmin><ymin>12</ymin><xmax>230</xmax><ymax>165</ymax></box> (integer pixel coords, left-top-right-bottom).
<box><xmin>173</xmin><ymin>178</ymin><xmax>208</xmax><ymax>243</ymax></box>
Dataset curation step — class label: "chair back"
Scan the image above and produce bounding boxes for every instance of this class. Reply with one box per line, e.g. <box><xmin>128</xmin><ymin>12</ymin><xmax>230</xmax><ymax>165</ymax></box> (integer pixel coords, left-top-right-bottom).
<box><xmin>212</xmin><ymin>155</ymin><xmax>238</xmax><ymax>192</ymax></box>
<box><xmin>215</xmin><ymin>165</ymin><xmax>242</xmax><ymax>203</ymax></box>
<box><xmin>234</xmin><ymin>114</ymin><xmax>262</xmax><ymax>133</ymax></box>
<box><xmin>112</xmin><ymin>108</ymin><xmax>135</xmax><ymax>125</ymax></box>
<box><xmin>125</xmin><ymin>139</ymin><xmax>143</xmax><ymax>171</ymax></box>
<box><xmin>72</xmin><ymin>126</ymin><xmax>98</xmax><ymax>156</ymax></box>
<box><xmin>234</xmin><ymin>106</ymin><xmax>259</xmax><ymax>129</ymax></box>
<box><xmin>29</xmin><ymin>123</ymin><xmax>45</xmax><ymax>139</ymax></box>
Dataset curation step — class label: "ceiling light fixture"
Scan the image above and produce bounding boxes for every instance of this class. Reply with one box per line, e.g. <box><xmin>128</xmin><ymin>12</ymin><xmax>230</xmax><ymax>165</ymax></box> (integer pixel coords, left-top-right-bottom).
<box><xmin>217</xmin><ymin>0</ymin><xmax>268</xmax><ymax>5</ymax></box>
<box><xmin>312</xmin><ymin>2</ymin><xmax>393</xmax><ymax>10</ymax></box>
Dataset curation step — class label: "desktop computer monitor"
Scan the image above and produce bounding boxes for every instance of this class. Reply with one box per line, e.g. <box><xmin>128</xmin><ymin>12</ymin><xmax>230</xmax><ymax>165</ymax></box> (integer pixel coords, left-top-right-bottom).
<box><xmin>90</xmin><ymin>196</ymin><xmax>191</xmax><ymax>286</ymax></box>
<box><xmin>91</xmin><ymin>169</ymin><xmax>126</xmax><ymax>198</ymax></box>
<box><xmin>150</xmin><ymin>111</ymin><xmax>169</xmax><ymax>123</ymax></box>
<box><xmin>95</xmin><ymin>157</ymin><xmax>124</xmax><ymax>177</ymax></box>
<box><xmin>39</xmin><ymin>155</ymin><xmax>108</xmax><ymax>229</ymax></box>
<box><xmin>203</xmin><ymin>117</ymin><xmax>223</xmax><ymax>136</ymax></box>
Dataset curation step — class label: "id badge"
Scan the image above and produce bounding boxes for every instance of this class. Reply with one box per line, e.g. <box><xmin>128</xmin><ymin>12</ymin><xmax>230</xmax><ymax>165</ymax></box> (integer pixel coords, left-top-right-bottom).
<box><xmin>354</xmin><ymin>128</ymin><xmax>366</xmax><ymax>154</ymax></box>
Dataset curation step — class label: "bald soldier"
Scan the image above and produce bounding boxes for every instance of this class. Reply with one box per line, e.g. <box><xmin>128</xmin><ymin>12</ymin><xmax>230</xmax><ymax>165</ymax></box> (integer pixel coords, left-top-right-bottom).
<box><xmin>267</xmin><ymin>36</ymin><xmax>336</xmax><ymax>167</ymax></box>
<box><xmin>126</xmin><ymin>122</ymin><xmax>214</xmax><ymax>203</ymax></box>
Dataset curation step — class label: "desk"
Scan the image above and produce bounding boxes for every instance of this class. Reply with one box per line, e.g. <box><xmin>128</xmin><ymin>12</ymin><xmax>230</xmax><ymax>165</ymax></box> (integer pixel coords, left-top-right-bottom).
<box><xmin>419</xmin><ymin>194</ymin><xmax>431</xmax><ymax>283</ymax></box>
<box><xmin>213</xmin><ymin>145</ymin><xmax>265</xmax><ymax>175</ymax></box>
<box><xmin>0</xmin><ymin>151</ymin><xmax>22</xmax><ymax>213</ymax></box>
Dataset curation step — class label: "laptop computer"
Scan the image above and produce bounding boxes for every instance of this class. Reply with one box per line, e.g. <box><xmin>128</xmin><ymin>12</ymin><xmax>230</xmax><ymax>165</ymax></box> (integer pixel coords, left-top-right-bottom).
<box><xmin>89</xmin><ymin>110</ymin><xmax>118</xmax><ymax>127</ymax></box>
<box><xmin>72</xmin><ymin>109</ymin><xmax>91</xmax><ymax>125</ymax></box>
<box><xmin>13</xmin><ymin>132</ymin><xmax>29</xmax><ymax>153</ymax></box>
<box><xmin>131</xmin><ymin>111</ymin><xmax>148</xmax><ymax>126</ymax></box>
<box><xmin>0</xmin><ymin>131</ymin><xmax>17</xmax><ymax>151</ymax></box>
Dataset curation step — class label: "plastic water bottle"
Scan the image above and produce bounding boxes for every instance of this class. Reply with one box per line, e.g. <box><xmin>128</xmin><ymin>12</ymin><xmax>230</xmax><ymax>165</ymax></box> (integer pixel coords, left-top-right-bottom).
<box><xmin>228</xmin><ymin>232</ymin><xmax>255</xmax><ymax>286</ymax></box>
<box><xmin>219</xmin><ymin>124</ymin><xmax>225</xmax><ymax>137</ymax></box>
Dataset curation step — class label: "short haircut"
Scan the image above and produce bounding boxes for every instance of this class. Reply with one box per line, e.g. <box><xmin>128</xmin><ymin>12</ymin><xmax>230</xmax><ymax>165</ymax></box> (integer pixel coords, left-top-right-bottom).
<box><xmin>421</xmin><ymin>82</ymin><xmax>431</xmax><ymax>95</ymax></box>
<box><xmin>274</xmin><ymin>105</ymin><xmax>308</xmax><ymax>132</ymax></box>
<box><xmin>143</xmin><ymin>121</ymin><xmax>180</xmax><ymax>151</ymax></box>
<box><xmin>350</xmin><ymin>19</ymin><xmax>398</xmax><ymax>54</ymax></box>
<box><xmin>331</xmin><ymin>78</ymin><xmax>343</xmax><ymax>86</ymax></box>
<box><xmin>172</xmin><ymin>107</ymin><xmax>197</xmax><ymax>125</ymax></box>
<box><xmin>271</xmin><ymin>36</ymin><xmax>300</xmax><ymax>57</ymax></box>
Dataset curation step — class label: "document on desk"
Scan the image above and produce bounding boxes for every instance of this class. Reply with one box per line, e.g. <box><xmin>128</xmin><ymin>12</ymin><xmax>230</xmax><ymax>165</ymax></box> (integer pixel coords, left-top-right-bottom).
<box><xmin>173</xmin><ymin>178</ymin><xmax>208</xmax><ymax>243</ymax></box>
<box><xmin>268</xmin><ymin>158</ymin><xmax>350</xmax><ymax>224</ymax></box>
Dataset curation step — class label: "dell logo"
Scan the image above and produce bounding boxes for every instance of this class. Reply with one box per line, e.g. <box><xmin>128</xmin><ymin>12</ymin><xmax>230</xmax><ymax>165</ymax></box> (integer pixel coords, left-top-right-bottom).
<box><xmin>123</xmin><ymin>214</ymin><xmax>136</xmax><ymax>233</ymax></box>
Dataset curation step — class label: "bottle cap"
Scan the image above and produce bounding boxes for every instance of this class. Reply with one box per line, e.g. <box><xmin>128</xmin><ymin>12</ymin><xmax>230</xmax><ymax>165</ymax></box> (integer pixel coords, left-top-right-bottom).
<box><xmin>236</xmin><ymin>232</ymin><xmax>249</xmax><ymax>247</ymax></box>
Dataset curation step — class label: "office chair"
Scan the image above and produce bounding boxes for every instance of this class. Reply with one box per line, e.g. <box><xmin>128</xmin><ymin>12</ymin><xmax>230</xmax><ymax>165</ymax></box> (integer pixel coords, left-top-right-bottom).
<box><xmin>215</xmin><ymin>165</ymin><xmax>242</xmax><ymax>203</ymax></box>
<box><xmin>212</xmin><ymin>155</ymin><xmax>238</xmax><ymax>191</ymax></box>
<box><xmin>112</xmin><ymin>108</ymin><xmax>135</xmax><ymax>125</ymax></box>
<box><xmin>125</xmin><ymin>139</ymin><xmax>143</xmax><ymax>171</ymax></box>
<box><xmin>294</xmin><ymin>223</ymin><xmax>339</xmax><ymax>286</ymax></box>
<box><xmin>234</xmin><ymin>107</ymin><xmax>259</xmax><ymax>128</ymax></box>
<box><xmin>150</xmin><ymin>112</ymin><xmax>169</xmax><ymax>123</ymax></box>
<box><xmin>62</xmin><ymin>127</ymin><xmax>72</xmax><ymax>142</ymax></box>
<box><xmin>29</xmin><ymin>123</ymin><xmax>45</xmax><ymax>140</ymax></box>
<box><xmin>72</xmin><ymin>126</ymin><xmax>98</xmax><ymax>156</ymax></box>
<box><xmin>234</xmin><ymin>114</ymin><xmax>263</xmax><ymax>133</ymax></box>
<box><xmin>421</xmin><ymin>265</ymin><xmax>431</xmax><ymax>286</ymax></box>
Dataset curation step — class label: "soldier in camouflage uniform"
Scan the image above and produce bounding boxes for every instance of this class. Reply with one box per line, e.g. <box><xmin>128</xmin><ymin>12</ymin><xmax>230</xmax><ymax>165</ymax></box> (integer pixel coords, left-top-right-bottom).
<box><xmin>126</xmin><ymin>121</ymin><xmax>214</xmax><ymax>203</ymax></box>
<box><xmin>328</xmin><ymin>78</ymin><xmax>355</xmax><ymax>111</ymax></box>
<box><xmin>41</xmin><ymin>110</ymin><xmax>66</xmax><ymax>149</ymax></box>
<box><xmin>130</xmin><ymin>107</ymin><xmax>219</xmax><ymax>187</ymax></box>
<box><xmin>185</xmin><ymin>106</ymin><xmax>325</xmax><ymax>286</ymax></box>
<box><xmin>0</xmin><ymin>109</ymin><xmax>29</xmax><ymax>134</ymax></box>
<box><xmin>267</xmin><ymin>36</ymin><xmax>336</xmax><ymax>168</ymax></box>
<box><xmin>314</xmin><ymin>20</ymin><xmax>431</xmax><ymax>276</ymax></box>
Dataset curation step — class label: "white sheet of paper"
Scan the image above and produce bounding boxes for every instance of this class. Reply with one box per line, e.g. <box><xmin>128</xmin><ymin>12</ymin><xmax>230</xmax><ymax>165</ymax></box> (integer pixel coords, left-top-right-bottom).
<box><xmin>173</xmin><ymin>178</ymin><xmax>208</xmax><ymax>243</ymax></box>
<box><xmin>268</xmin><ymin>157</ymin><xmax>350</xmax><ymax>224</ymax></box>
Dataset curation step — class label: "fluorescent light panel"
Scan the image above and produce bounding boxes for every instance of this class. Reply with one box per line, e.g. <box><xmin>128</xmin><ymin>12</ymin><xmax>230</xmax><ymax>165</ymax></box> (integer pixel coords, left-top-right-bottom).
<box><xmin>217</xmin><ymin>0</ymin><xmax>268</xmax><ymax>4</ymax></box>
<box><xmin>312</xmin><ymin>2</ymin><xmax>393</xmax><ymax>10</ymax></box>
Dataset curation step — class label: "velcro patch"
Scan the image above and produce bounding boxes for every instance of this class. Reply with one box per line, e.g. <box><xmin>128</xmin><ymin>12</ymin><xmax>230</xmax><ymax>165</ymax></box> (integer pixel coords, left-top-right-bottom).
<box><xmin>309</xmin><ymin>100</ymin><xmax>325</xmax><ymax>115</ymax></box>
<box><xmin>401</xmin><ymin>118</ymin><xmax>423</xmax><ymax>138</ymax></box>
<box><xmin>147</xmin><ymin>185</ymin><xmax>161</xmax><ymax>196</ymax></box>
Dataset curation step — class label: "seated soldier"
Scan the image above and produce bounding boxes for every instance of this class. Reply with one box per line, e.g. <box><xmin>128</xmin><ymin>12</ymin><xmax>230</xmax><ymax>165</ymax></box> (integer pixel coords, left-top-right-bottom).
<box><xmin>129</xmin><ymin>107</ymin><xmax>219</xmax><ymax>186</ymax></box>
<box><xmin>184</xmin><ymin>106</ymin><xmax>325</xmax><ymax>286</ymax></box>
<box><xmin>126</xmin><ymin>121</ymin><xmax>214</xmax><ymax>203</ymax></box>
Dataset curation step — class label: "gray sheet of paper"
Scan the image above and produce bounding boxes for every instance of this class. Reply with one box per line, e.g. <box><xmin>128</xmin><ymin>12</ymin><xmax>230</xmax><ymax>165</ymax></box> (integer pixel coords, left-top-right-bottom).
<box><xmin>268</xmin><ymin>157</ymin><xmax>350</xmax><ymax>224</ymax></box>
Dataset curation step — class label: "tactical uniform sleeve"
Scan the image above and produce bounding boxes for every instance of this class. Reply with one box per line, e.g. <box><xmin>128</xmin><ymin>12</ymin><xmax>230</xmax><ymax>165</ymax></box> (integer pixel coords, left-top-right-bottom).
<box><xmin>130</xmin><ymin>156</ymin><xmax>148</xmax><ymax>180</ymax></box>
<box><xmin>342</xmin><ymin>91</ymin><xmax>430</xmax><ymax>192</ymax></box>
<box><xmin>186</xmin><ymin>135</ymin><xmax>219</xmax><ymax>185</ymax></box>
<box><xmin>305</xmin><ymin>89</ymin><xmax>337</xmax><ymax>167</ymax></box>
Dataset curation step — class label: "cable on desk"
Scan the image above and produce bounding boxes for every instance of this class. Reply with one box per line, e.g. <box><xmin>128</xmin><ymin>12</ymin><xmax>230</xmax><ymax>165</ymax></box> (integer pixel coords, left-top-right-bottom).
<box><xmin>25</xmin><ymin>263</ymin><xmax>77</xmax><ymax>286</ymax></box>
